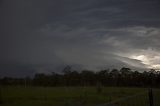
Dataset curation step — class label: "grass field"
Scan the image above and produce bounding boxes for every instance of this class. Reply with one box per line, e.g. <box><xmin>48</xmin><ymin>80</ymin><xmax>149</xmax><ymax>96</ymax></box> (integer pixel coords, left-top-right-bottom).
<box><xmin>0</xmin><ymin>86</ymin><xmax>160</xmax><ymax>106</ymax></box>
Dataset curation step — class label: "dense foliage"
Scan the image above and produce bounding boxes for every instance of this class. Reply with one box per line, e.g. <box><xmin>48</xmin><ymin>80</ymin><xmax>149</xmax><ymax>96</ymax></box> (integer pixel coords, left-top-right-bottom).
<box><xmin>0</xmin><ymin>66</ymin><xmax>160</xmax><ymax>87</ymax></box>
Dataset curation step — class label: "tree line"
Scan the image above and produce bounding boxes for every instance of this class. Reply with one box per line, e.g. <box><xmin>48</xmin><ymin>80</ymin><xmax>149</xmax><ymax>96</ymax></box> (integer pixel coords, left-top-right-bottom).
<box><xmin>0</xmin><ymin>66</ymin><xmax>160</xmax><ymax>87</ymax></box>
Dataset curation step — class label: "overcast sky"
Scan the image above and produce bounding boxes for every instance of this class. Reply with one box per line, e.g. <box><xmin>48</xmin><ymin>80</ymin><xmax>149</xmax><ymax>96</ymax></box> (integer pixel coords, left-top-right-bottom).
<box><xmin>0</xmin><ymin>0</ymin><xmax>160</xmax><ymax>77</ymax></box>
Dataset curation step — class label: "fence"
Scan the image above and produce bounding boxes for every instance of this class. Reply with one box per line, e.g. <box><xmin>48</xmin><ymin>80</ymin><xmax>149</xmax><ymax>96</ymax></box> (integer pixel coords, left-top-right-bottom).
<box><xmin>0</xmin><ymin>86</ymin><xmax>2</xmax><ymax>104</ymax></box>
<box><xmin>98</xmin><ymin>88</ymin><xmax>160</xmax><ymax>106</ymax></box>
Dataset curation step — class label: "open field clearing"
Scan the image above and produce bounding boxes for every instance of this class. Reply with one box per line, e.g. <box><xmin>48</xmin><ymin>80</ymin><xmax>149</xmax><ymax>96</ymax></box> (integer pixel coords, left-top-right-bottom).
<box><xmin>0</xmin><ymin>86</ymin><xmax>160</xmax><ymax>106</ymax></box>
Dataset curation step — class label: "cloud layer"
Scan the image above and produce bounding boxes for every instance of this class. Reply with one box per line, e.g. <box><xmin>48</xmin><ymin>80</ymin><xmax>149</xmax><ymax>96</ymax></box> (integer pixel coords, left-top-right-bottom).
<box><xmin>1</xmin><ymin>0</ymin><xmax>160</xmax><ymax>77</ymax></box>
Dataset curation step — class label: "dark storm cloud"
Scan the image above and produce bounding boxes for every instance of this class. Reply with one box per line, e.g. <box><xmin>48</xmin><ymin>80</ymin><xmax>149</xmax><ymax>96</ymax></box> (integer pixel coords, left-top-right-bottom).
<box><xmin>0</xmin><ymin>0</ymin><xmax>160</xmax><ymax>77</ymax></box>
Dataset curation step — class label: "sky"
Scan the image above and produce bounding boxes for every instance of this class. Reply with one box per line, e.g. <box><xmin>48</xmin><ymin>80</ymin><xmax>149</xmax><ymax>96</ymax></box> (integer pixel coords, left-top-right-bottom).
<box><xmin>0</xmin><ymin>0</ymin><xmax>160</xmax><ymax>77</ymax></box>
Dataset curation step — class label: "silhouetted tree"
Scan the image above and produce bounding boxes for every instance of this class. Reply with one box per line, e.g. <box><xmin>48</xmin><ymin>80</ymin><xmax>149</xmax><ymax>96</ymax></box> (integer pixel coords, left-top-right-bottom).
<box><xmin>1</xmin><ymin>66</ymin><xmax>160</xmax><ymax>87</ymax></box>
<box><xmin>80</xmin><ymin>70</ymin><xmax>96</xmax><ymax>86</ymax></box>
<box><xmin>96</xmin><ymin>69</ymin><xmax>109</xmax><ymax>86</ymax></box>
<box><xmin>110</xmin><ymin>69</ymin><xmax>120</xmax><ymax>86</ymax></box>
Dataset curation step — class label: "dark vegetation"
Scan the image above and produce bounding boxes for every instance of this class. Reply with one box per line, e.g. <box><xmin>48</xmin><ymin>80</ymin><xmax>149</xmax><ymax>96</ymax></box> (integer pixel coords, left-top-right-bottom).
<box><xmin>0</xmin><ymin>66</ymin><xmax>160</xmax><ymax>87</ymax></box>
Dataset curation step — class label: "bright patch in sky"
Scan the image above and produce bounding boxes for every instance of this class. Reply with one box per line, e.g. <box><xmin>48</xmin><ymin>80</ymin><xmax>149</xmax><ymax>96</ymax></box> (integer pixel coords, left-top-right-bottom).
<box><xmin>131</xmin><ymin>55</ymin><xmax>149</xmax><ymax>64</ymax></box>
<box><xmin>131</xmin><ymin>55</ymin><xmax>160</xmax><ymax>69</ymax></box>
<box><xmin>152</xmin><ymin>65</ymin><xmax>160</xmax><ymax>69</ymax></box>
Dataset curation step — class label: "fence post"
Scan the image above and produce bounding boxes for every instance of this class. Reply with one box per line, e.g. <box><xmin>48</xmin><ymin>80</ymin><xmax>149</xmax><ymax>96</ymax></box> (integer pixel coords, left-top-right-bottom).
<box><xmin>0</xmin><ymin>86</ymin><xmax>2</xmax><ymax>104</ymax></box>
<box><xmin>148</xmin><ymin>88</ymin><xmax>154</xmax><ymax>106</ymax></box>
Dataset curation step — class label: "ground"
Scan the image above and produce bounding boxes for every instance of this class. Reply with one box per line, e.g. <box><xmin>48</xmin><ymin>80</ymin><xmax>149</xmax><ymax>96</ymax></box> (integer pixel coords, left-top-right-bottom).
<box><xmin>0</xmin><ymin>86</ymin><xmax>160</xmax><ymax>106</ymax></box>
